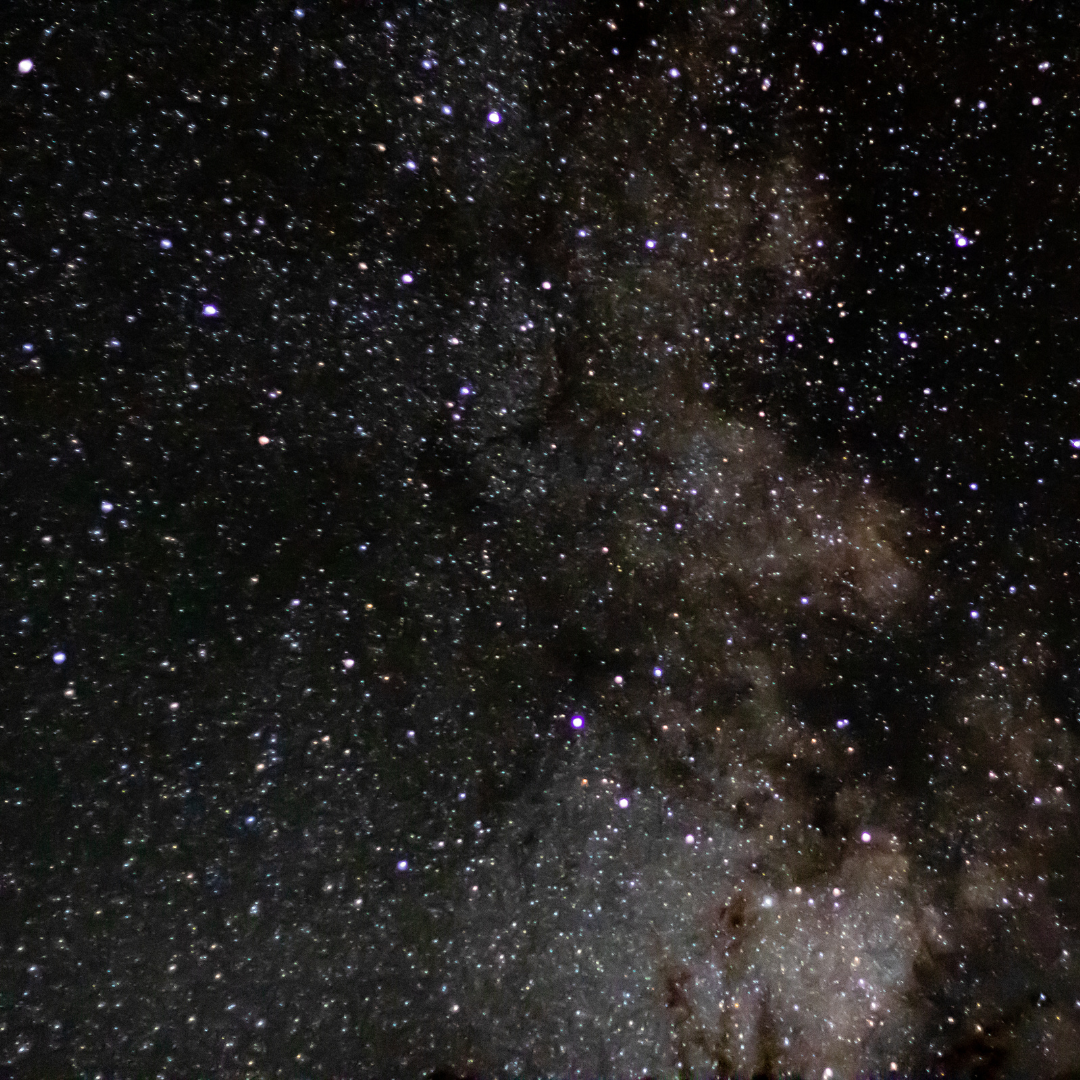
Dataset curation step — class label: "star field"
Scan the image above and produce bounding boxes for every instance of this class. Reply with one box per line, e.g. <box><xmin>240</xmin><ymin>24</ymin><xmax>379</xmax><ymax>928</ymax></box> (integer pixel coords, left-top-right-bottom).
<box><xmin>4</xmin><ymin>2</ymin><xmax>1080</xmax><ymax>1078</ymax></box>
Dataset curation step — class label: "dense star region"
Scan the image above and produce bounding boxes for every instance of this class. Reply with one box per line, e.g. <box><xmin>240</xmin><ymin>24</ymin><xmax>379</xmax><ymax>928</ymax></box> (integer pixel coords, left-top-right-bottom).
<box><xmin>3</xmin><ymin>1</ymin><xmax>1080</xmax><ymax>1077</ymax></box>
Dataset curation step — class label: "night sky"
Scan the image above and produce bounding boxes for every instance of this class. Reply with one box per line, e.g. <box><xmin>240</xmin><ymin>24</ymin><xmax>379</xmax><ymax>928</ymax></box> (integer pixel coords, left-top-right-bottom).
<box><xmin>4</xmin><ymin>2</ymin><xmax>1080</xmax><ymax>1077</ymax></box>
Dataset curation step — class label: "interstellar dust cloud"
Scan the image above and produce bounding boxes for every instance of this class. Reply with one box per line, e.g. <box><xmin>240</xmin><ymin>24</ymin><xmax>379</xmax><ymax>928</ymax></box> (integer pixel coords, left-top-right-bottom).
<box><xmin>379</xmin><ymin>6</ymin><xmax>1080</xmax><ymax>1077</ymax></box>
